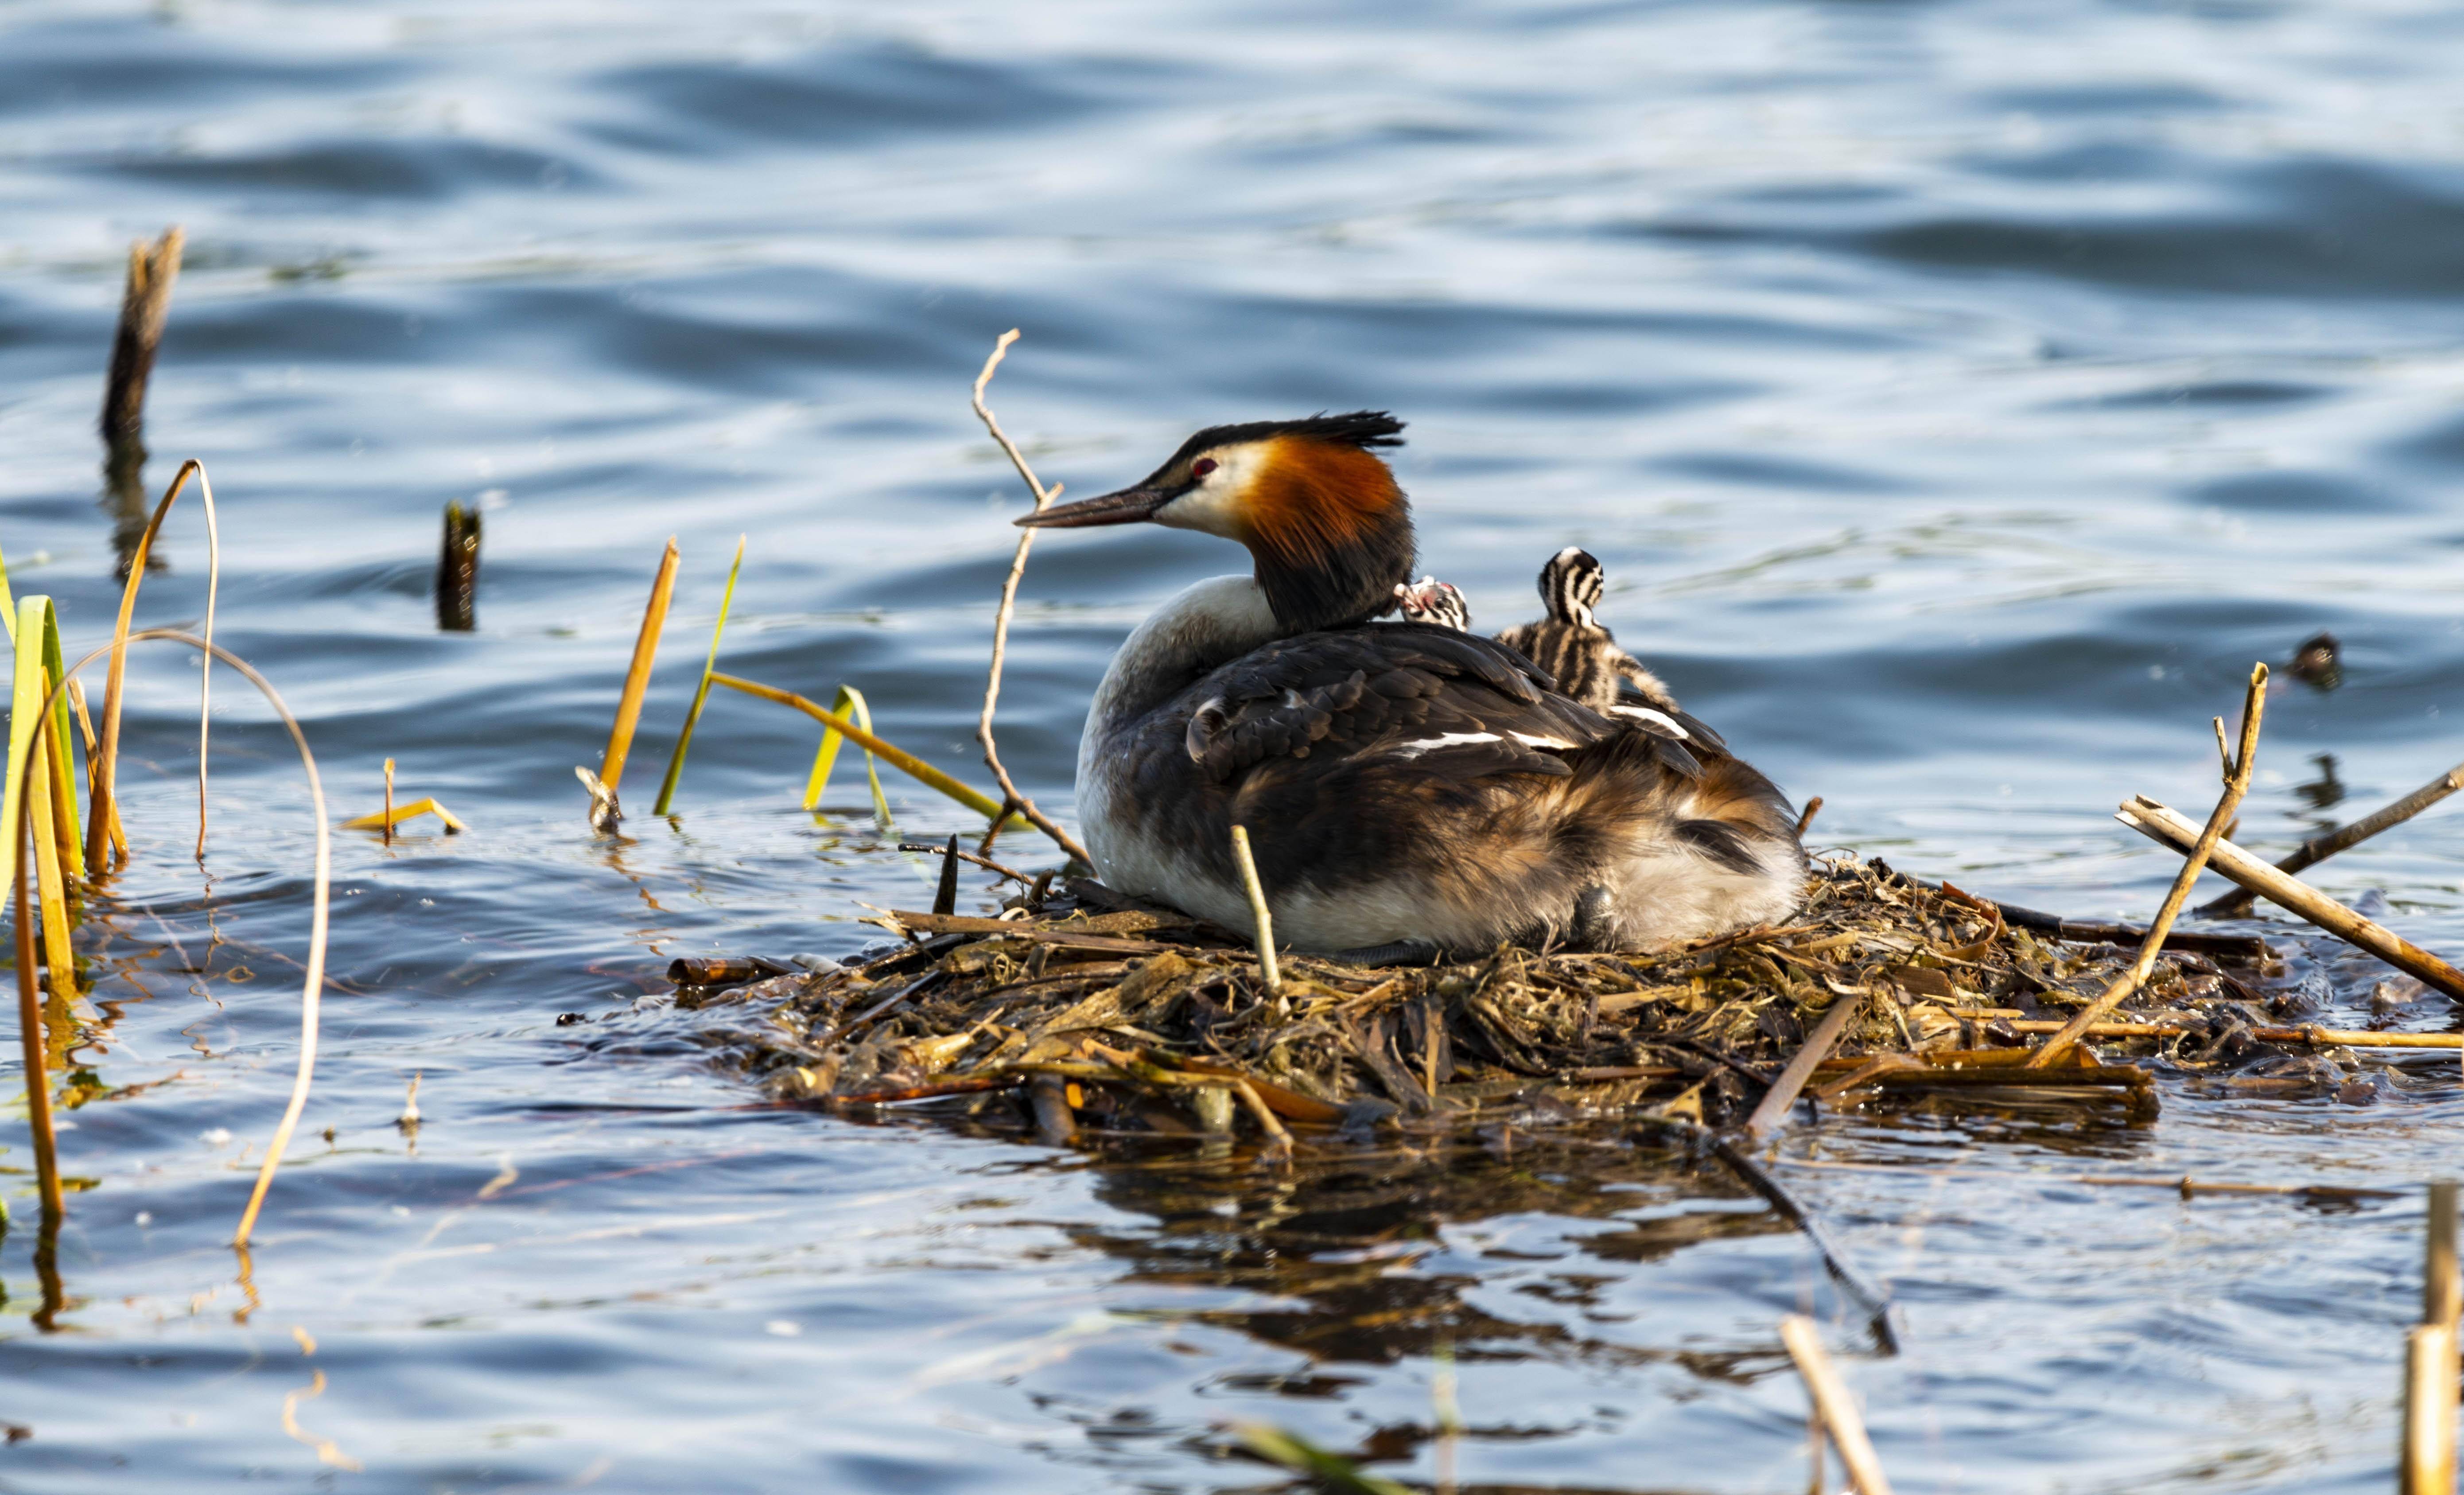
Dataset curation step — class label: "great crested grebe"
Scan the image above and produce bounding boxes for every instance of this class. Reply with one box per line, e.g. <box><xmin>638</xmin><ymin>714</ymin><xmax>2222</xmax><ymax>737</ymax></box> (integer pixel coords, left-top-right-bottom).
<box><xmin>1018</xmin><ymin>413</ymin><xmax>1806</xmax><ymax>956</ymax></box>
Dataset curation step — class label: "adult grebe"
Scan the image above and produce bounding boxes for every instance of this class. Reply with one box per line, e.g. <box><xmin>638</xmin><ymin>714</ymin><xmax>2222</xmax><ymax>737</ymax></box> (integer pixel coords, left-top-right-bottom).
<box><xmin>1018</xmin><ymin>413</ymin><xmax>1805</xmax><ymax>956</ymax></box>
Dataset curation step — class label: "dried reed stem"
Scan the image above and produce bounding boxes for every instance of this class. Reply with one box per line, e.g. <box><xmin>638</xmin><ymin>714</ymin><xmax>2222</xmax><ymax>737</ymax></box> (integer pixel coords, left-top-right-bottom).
<box><xmin>2198</xmin><ymin>757</ymin><xmax>2464</xmax><ymax>919</ymax></box>
<box><xmin>1744</xmin><ymin>988</ymin><xmax>1864</xmax><ymax>1139</ymax></box>
<box><xmin>2031</xmin><ymin>662</ymin><xmax>2266</xmax><ymax>1067</ymax></box>
<box><xmin>2119</xmin><ymin>798</ymin><xmax>2464</xmax><ymax>1001</ymax></box>
<box><xmin>382</xmin><ymin>759</ymin><xmax>395</xmax><ymax>846</ymax></box>
<box><xmin>597</xmin><ymin>537</ymin><xmax>678</xmax><ymax>805</ymax></box>
<box><xmin>86</xmin><ymin>458</ymin><xmax>219</xmax><ymax>875</ymax></box>
<box><xmin>1778</xmin><ymin>1315</ymin><xmax>1895</xmax><ymax>1495</ymax></box>
<box><xmin>968</xmin><ymin>330</ymin><xmax>1091</xmax><ymax>865</ymax></box>
<box><xmin>1228</xmin><ymin>824</ymin><xmax>1281</xmax><ymax>1001</ymax></box>
<box><xmin>2406</xmin><ymin>1182</ymin><xmax>2459</xmax><ymax>1495</ymax></box>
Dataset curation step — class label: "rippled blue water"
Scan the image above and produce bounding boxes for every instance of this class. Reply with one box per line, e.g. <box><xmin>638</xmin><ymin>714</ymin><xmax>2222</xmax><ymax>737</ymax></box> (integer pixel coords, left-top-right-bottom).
<box><xmin>5</xmin><ymin>0</ymin><xmax>2464</xmax><ymax>1488</ymax></box>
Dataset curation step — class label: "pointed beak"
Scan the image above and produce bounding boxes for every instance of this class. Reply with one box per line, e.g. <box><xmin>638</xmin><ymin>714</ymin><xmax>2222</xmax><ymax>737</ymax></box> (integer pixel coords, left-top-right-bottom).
<box><xmin>1014</xmin><ymin>483</ymin><xmax>1174</xmax><ymax>529</ymax></box>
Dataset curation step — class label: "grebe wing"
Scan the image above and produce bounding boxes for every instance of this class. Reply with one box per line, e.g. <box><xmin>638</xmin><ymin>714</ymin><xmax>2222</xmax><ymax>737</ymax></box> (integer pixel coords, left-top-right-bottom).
<box><xmin>1179</xmin><ymin>623</ymin><xmax>1697</xmax><ymax>785</ymax></box>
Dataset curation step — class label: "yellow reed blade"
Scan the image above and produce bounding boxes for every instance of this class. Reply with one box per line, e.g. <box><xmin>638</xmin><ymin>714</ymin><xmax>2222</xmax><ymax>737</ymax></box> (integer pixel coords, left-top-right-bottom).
<box><xmin>339</xmin><ymin>797</ymin><xmax>468</xmax><ymax>834</ymax></box>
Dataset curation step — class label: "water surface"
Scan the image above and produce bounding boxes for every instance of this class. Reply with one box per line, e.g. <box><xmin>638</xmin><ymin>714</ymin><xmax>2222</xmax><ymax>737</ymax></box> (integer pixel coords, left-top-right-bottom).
<box><xmin>4</xmin><ymin>0</ymin><xmax>2464</xmax><ymax>1488</ymax></box>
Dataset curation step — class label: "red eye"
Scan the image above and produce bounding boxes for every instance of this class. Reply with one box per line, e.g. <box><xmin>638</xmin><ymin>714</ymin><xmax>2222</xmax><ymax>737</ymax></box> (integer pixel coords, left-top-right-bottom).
<box><xmin>1190</xmin><ymin>458</ymin><xmax>1217</xmax><ymax>479</ymax></box>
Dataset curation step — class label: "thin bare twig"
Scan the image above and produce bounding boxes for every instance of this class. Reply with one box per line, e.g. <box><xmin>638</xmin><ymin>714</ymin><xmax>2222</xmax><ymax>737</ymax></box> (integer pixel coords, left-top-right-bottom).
<box><xmin>896</xmin><ymin>841</ymin><xmax>1035</xmax><ymax>885</ymax></box>
<box><xmin>969</xmin><ymin>331</ymin><xmax>1091</xmax><ymax>866</ymax></box>
<box><xmin>2031</xmin><ymin>663</ymin><xmax>2266</xmax><ymax>1067</ymax></box>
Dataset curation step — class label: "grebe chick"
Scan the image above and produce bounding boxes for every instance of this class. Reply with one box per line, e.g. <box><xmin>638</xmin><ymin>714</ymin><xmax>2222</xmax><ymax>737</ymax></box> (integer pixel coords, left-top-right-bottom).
<box><xmin>1392</xmin><ymin>576</ymin><xmax>1470</xmax><ymax>631</ymax></box>
<box><xmin>1494</xmin><ymin>547</ymin><xmax>1682</xmax><ymax>717</ymax></box>
<box><xmin>1019</xmin><ymin>413</ymin><xmax>1806</xmax><ymax>956</ymax></box>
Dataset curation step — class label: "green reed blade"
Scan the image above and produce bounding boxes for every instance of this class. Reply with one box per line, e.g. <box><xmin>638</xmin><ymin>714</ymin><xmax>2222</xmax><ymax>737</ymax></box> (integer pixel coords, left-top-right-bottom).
<box><xmin>802</xmin><ymin>684</ymin><xmax>894</xmax><ymax>828</ymax></box>
<box><xmin>650</xmin><ymin>535</ymin><xmax>745</xmax><ymax>817</ymax></box>
<box><xmin>1230</xmin><ymin>1424</ymin><xmax>1411</xmax><ymax>1495</ymax></box>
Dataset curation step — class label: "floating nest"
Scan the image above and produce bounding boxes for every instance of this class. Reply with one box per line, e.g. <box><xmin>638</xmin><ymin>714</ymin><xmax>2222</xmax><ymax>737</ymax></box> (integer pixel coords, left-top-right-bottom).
<box><xmin>671</xmin><ymin>853</ymin><xmax>2419</xmax><ymax>1145</ymax></box>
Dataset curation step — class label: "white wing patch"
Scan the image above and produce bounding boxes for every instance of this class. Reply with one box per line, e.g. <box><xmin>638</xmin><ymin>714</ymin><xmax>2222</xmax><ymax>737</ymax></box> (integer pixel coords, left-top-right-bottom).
<box><xmin>1508</xmin><ymin>732</ymin><xmax>1580</xmax><ymax>750</ymax></box>
<box><xmin>1391</xmin><ymin>731</ymin><xmax>1504</xmax><ymax>758</ymax></box>
<box><xmin>1611</xmin><ymin>706</ymin><xmax>1691</xmax><ymax>739</ymax></box>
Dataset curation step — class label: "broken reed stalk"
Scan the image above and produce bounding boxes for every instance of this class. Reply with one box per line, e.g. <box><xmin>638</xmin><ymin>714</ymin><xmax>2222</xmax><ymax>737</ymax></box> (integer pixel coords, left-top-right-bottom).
<box><xmin>100</xmin><ymin>228</ymin><xmax>183</xmax><ymax>474</ymax></box>
<box><xmin>1228</xmin><ymin>824</ymin><xmax>1281</xmax><ymax>1001</ymax></box>
<box><xmin>2030</xmin><ymin>662</ymin><xmax>2266</xmax><ymax>1067</ymax></box>
<box><xmin>2403</xmin><ymin>1179</ymin><xmax>2459</xmax><ymax>1495</ymax></box>
<box><xmin>2119</xmin><ymin>798</ymin><xmax>2464</xmax><ymax>1001</ymax></box>
<box><xmin>1745</xmin><ymin>987</ymin><xmax>1865</xmax><ymax>1139</ymax></box>
<box><xmin>2197</xmin><ymin>757</ymin><xmax>2464</xmax><ymax>919</ymax></box>
<box><xmin>1777</xmin><ymin>1316</ymin><xmax>1895</xmax><ymax>1495</ymax></box>
<box><xmin>86</xmin><ymin>458</ymin><xmax>219</xmax><ymax>875</ymax></box>
<box><xmin>382</xmin><ymin>758</ymin><xmax>394</xmax><ymax>846</ymax></box>
<box><xmin>595</xmin><ymin>537</ymin><xmax>678</xmax><ymax>811</ymax></box>
<box><xmin>435</xmin><ymin>501</ymin><xmax>481</xmax><ymax>632</ymax></box>
<box><xmin>650</xmin><ymin>535</ymin><xmax>743</xmax><ymax>817</ymax></box>
<box><xmin>931</xmin><ymin>833</ymin><xmax>963</xmax><ymax>916</ymax></box>
<box><xmin>339</xmin><ymin>797</ymin><xmax>466</xmax><ymax>835</ymax></box>
<box><xmin>711</xmin><ymin>672</ymin><xmax>1023</xmax><ymax>828</ymax></box>
<box><xmin>968</xmin><ymin>330</ymin><xmax>1091</xmax><ymax>865</ymax></box>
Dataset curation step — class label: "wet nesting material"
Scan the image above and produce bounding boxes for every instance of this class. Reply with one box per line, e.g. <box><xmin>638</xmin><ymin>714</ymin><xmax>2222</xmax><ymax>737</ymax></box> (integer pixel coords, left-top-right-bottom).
<box><xmin>684</xmin><ymin>854</ymin><xmax>2340</xmax><ymax>1144</ymax></box>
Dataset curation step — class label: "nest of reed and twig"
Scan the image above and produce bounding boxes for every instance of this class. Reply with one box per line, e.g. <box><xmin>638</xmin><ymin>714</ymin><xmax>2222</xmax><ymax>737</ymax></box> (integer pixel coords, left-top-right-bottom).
<box><xmin>673</xmin><ymin>853</ymin><xmax>2400</xmax><ymax>1149</ymax></box>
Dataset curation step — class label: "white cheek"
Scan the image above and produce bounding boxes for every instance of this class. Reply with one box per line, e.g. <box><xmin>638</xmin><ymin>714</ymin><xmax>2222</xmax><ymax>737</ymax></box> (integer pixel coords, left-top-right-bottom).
<box><xmin>1154</xmin><ymin>481</ymin><xmax>1239</xmax><ymax>535</ymax></box>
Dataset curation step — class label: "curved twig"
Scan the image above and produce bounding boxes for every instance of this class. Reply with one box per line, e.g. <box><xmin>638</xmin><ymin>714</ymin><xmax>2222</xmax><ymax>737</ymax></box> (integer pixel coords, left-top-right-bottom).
<box><xmin>968</xmin><ymin>331</ymin><xmax>1091</xmax><ymax>866</ymax></box>
<box><xmin>86</xmin><ymin>459</ymin><xmax>220</xmax><ymax>873</ymax></box>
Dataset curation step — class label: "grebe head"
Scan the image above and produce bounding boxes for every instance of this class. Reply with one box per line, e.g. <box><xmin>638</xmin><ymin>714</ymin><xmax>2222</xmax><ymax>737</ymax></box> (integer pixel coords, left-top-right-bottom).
<box><xmin>1392</xmin><ymin>576</ymin><xmax>1470</xmax><ymax>631</ymax></box>
<box><xmin>1539</xmin><ymin>546</ymin><xmax>1604</xmax><ymax>629</ymax></box>
<box><xmin>1018</xmin><ymin>411</ymin><xmax>1415</xmax><ymax>633</ymax></box>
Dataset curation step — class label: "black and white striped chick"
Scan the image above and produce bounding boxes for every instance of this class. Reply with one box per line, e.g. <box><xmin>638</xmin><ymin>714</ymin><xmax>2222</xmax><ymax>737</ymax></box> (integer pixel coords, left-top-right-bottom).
<box><xmin>1403</xmin><ymin>553</ymin><xmax>1694</xmax><ymax>741</ymax></box>
<box><xmin>1018</xmin><ymin>414</ymin><xmax>1806</xmax><ymax>957</ymax></box>
<box><xmin>1494</xmin><ymin>547</ymin><xmax>1682</xmax><ymax>719</ymax></box>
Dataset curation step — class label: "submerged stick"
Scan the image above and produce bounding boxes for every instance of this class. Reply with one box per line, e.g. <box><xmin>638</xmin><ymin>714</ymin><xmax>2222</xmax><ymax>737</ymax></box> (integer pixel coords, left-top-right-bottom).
<box><xmin>650</xmin><ymin>535</ymin><xmax>742</xmax><ymax>816</ymax></box>
<box><xmin>1745</xmin><ymin>989</ymin><xmax>1864</xmax><ymax>1139</ymax></box>
<box><xmin>597</xmin><ymin>537</ymin><xmax>678</xmax><ymax>807</ymax></box>
<box><xmin>1228</xmin><ymin>825</ymin><xmax>1281</xmax><ymax>1003</ymax></box>
<box><xmin>896</xmin><ymin>841</ymin><xmax>1034</xmax><ymax>885</ymax></box>
<box><xmin>435</xmin><ymin>501</ymin><xmax>481</xmax><ymax>632</ymax></box>
<box><xmin>1778</xmin><ymin>1316</ymin><xmax>1896</xmax><ymax>1495</ymax></box>
<box><xmin>2032</xmin><ymin>663</ymin><xmax>2266</xmax><ymax>1067</ymax></box>
<box><xmin>968</xmin><ymin>331</ymin><xmax>1091</xmax><ymax>865</ymax></box>
<box><xmin>2120</xmin><ymin>798</ymin><xmax>2464</xmax><ymax>1001</ymax></box>
<box><xmin>86</xmin><ymin>459</ymin><xmax>220</xmax><ymax>875</ymax></box>
<box><xmin>2197</xmin><ymin>757</ymin><xmax>2464</xmax><ymax>919</ymax></box>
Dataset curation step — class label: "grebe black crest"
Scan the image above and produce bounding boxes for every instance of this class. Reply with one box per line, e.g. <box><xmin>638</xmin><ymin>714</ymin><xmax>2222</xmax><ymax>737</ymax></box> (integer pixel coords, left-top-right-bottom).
<box><xmin>1020</xmin><ymin>416</ymin><xmax>1806</xmax><ymax>956</ymax></box>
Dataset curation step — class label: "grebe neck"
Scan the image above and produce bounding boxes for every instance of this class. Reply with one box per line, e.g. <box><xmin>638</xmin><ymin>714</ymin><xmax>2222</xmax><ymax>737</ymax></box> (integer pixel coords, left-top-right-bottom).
<box><xmin>1087</xmin><ymin>575</ymin><xmax>1282</xmax><ymax>737</ymax></box>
